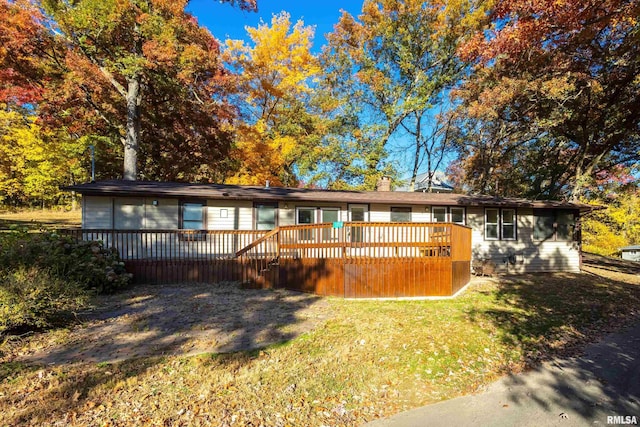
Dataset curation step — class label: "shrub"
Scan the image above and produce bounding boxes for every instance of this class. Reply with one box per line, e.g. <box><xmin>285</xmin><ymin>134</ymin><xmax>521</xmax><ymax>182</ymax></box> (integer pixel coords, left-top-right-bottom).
<box><xmin>0</xmin><ymin>267</ymin><xmax>89</xmax><ymax>333</ymax></box>
<box><xmin>0</xmin><ymin>229</ymin><xmax>132</xmax><ymax>294</ymax></box>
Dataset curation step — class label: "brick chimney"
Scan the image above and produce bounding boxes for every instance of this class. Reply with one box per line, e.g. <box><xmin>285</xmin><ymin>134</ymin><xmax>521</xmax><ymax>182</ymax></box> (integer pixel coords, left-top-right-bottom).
<box><xmin>376</xmin><ymin>176</ymin><xmax>391</xmax><ymax>192</ymax></box>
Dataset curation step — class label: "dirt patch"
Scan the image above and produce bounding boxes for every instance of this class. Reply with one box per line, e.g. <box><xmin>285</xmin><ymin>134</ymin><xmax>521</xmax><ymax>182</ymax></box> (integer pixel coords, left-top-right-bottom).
<box><xmin>16</xmin><ymin>282</ymin><xmax>331</xmax><ymax>365</ymax></box>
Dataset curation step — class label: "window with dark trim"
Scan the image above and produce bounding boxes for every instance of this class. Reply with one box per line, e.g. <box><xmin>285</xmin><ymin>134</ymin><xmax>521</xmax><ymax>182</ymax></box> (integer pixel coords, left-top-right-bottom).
<box><xmin>432</xmin><ymin>206</ymin><xmax>447</xmax><ymax>222</ymax></box>
<box><xmin>391</xmin><ymin>206</ymin><xmax>411</xmax><ymax>222</ymax></box>
<box><xmin>534</xmin><ymin>209</ymin><xmax>575</xmax><ymax>241</ymax></box>
<box><xmin>179</xmin><ymin>201</ymin><xmax>206</xmax><ymax>241</ymax></box>
<box><xmin>255</xmin><ymin>203</ymin><xmax>277</xmax><ymax>230</ymax></box>
<box><xmin>296</xmin><ymin>207</ymin><xmax>316</xmax><ymax>241</ymax></box>
<box><xmin>485</xmin><ymin>208</ymin><xmax>517</xmax><ymax>241</ymax></box>
<box><xmin>181</xmin><ymin>202</ymin><xmax>205</xmax><ymax>230</ymax></box>
<box><xmin>450</xmin><ymin>207</ymin><xmax>466</xmax><ymax>225</ymax></box>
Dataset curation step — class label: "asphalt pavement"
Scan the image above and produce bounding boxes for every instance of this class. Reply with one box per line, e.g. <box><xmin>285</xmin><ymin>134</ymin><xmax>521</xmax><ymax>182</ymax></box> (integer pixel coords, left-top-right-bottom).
<box><xmin>367</xmin><ymin>320</ymin><xmax>640</xmax><ymax>427</ymax></box>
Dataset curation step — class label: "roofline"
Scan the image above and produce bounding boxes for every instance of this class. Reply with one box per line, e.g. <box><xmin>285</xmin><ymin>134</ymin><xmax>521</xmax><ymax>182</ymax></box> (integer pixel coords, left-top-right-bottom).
<box><xmin>61</xmin><ymin>180</ymin><xmax>602</xmax><ymax>213</ymax></box>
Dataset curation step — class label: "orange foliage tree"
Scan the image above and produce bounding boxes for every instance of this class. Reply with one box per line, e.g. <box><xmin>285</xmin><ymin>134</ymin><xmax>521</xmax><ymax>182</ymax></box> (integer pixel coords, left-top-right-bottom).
<box><xmin>0</xmin><ymin>0</ymin><xmax>257</xmax><ymax>183</ymax></box>
<box><xmin>453</xmin><ymin>0</ymin><xmax>640</xmax><ymax>200</ymax></box>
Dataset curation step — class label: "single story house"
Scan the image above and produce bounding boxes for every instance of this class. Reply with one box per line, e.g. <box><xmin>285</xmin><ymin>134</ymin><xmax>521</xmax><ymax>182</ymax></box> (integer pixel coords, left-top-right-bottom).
<box><xmin>65</xmin><ymin>180</ymin><xmax>597</xmax><ymax>274</ymax></box>
<box><xmin>620</xmin><ymin>245</ymin><xmax>640</xmax><ymax>262</ymax></box>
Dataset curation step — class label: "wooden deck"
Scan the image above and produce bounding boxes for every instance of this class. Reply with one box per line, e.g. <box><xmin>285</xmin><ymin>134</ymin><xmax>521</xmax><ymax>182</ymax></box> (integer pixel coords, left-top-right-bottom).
<box><xmin>63</xmin><ymin>222</ymin><xmax>472</xmax><ymax>298</ymax></box>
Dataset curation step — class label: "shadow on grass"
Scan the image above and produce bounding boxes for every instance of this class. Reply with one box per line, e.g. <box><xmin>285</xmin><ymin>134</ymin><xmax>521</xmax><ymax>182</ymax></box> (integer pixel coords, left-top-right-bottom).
<box><xmin>17</xmin><ymin>282</ymin><xmax>326</xmax><ymax>364</ymax></box>
<box><xmin>466</xmin><ymin>269</ymin><xmax>640</xmax><ymax>421</ymax></box>
<box><xmin>582</xmin><ymin>252</ymin><xmax>640</xmax><ymax>276</ymax></box>
<box><xmin>0</xmin><ymin>281</ymin><xmax>327</xmax><ymax>425</ymax></box>
<box><xmin>0</xmin><ymin>217</ymin><xmax>81</xmax><ymax>231</ymax></box>
<box><xmin>0</xmin><ymin>356</ymin><xmax>161</xmax><ymax>425</ymax></box>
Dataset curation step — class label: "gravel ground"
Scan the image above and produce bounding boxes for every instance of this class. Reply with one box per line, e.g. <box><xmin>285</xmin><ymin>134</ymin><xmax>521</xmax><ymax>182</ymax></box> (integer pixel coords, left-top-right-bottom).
<box><xmin>18</xmin><ymin>282</ymin><xmax>332</xmax><ymax>365</ymax></box>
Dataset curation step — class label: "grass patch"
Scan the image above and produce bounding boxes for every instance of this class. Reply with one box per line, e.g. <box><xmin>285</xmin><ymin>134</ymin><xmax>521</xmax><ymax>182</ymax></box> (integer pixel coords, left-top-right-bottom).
<box><xmin>1</xmin><ymin>263</ymin><xmax>639</xmax><ymax>426</ymax></box>
<box><xmin>0</xmin><ymin>209</ymin><xmax>81</xmax><ymax>231</ymax></box>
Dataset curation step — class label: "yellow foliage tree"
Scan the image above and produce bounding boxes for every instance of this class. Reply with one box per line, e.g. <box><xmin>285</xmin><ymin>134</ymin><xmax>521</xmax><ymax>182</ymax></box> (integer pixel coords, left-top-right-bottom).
<box><xmin>224</xmin><ymin>12</ymin><xmax>321</xmax><ymax>186</ymax></box>
<box><xmin>582</xmin><ymin>192</ymin><xmax>640</xmax><ymax>256</ymax></box>
<box><xmin>0</xmin><ymin>106</ymin><xmax>89</xmax><ymax>207</ymax></box>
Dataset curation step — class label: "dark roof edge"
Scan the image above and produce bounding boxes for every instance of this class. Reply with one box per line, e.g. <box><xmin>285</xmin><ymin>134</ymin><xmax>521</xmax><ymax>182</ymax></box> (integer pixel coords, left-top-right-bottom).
<box><xmin>60</xmin><ymin>180</ymin><xmax>602</xmax><ymax>212</ymax></box>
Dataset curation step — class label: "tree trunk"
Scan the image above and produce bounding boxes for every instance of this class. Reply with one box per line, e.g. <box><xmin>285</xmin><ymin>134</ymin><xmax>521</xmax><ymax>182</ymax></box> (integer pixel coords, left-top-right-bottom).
<box><xmin>409</xmin><ymin>113</ymin><xmax>422</xmax><ymax>192</ymax></box>
<box><xmin>123</xmin><ymin>77</ymin><xmax>141</xmax><ymax>181</ymax></box>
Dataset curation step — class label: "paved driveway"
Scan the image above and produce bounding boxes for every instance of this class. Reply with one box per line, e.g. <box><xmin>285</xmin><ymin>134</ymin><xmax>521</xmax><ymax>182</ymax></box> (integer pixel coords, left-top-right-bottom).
<box><xmin>368</xmin><ymin>320</ymin><xmax>640</xmax><ymax>427</ymax></box>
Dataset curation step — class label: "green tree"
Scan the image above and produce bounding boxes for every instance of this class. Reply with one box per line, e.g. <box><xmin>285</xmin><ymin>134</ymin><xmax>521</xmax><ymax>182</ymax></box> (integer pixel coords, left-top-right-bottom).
<box><xmin>317</xmin><ymin>0</ymin><xmax>486</xmax><ymax>190</ymax></box>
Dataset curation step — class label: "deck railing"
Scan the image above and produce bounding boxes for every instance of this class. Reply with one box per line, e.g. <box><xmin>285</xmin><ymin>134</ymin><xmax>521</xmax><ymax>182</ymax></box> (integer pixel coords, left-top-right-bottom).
<box><xmin>62</xmin><ymin>222</ymin><xmax>472</xmax><ymax>297</ymax></box>
<box><xmin>62</xmin><ymin>229</ymin><xmax>268</xmax><ymax>260</ymax></box>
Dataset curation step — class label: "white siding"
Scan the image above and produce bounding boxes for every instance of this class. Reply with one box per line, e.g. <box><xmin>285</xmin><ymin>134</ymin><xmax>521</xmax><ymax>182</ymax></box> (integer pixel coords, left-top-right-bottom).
<box><xmin>83</xmin><ymin>196</ymin><xmax>113</xmax><ymax>229</ymax></box>
<box><xmin>206</xmin><ymin>200</ymin><xmax>253</xmax><ymax>230</ymax></box>
<box><xmin>279</xmin><ymin>202</ymin><xmax>295</xmax><ymax>226</ymax></box>
<box><xmin>621</xmin><ymin>251</ymin><xmax>640</xmax><ymax>262</ymax></box>
<box><xmin>81</xmin><ymin>195</ymin><xmax>581</xmax><ymax>273</ymax></box>
<box><xmin>114</xmin><ymin>197</ymin><xmax>144</xmax><ymax>229</ymax></box>
<box><xmin>143</xmin><ymin>198</ymin><xmax>178</xmax><ymax>229</ymax></box>
<box><xmin>467</xmin><ymin>207</ymin><xmax>580</xmax><ymax>273</ymax></box>
<box><xmin>370</xmin><ymin>204</ymin><xmax>391</xmax><ymax>222</ymax></box>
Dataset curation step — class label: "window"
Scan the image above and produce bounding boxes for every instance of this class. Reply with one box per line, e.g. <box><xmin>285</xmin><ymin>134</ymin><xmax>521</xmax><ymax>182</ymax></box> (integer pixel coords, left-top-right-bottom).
<box><xmin>556</xmin><ymin>211</ymin><xmax>574</xmax><ymax>240</ymax></box>
<box><xmin>321</xmin><ymin>208</ymin><xmax>340</xmax><ymax>241</ymax></box>
<box><xmin>534</xmin><ymin>209</ymin><xmax>575</xmax><ymax>241</ymax></box>
<box><xmin>179</xmin><ymin>201</ymin><xmax>206</xmax><ymax>241</ymax></box>
<box><xmin>485</xmin><ymin>208</ymin><xmax>499</xmax><ymax>240</ymax></box>
<box><xmin>450</xmin><ymin>207</ymin><xmax>466</xmax><ymax>225</ymax></box>
<box><xmin>181</xmin><ymin>202</ymin><xmax>205</xmax><ymax>230</ymax></box>
<box><xmin>391</xmin><ymin>207</ymin><xmax>412</xmax><ymax>222</ymax></box>
<box><xmin>297</xmin><ymin>207</ymin><xmax>315</xmax><ymax>225</ymax></box>
<box><xmin>431</xmin><ymin>206</ymin><xmax>465</xmax><ymax>225</ymax></box>
<box><xmin>501</xmin><ymin>209</ymin><xmax>516</xmax><ymax>240</ymax></box>
<box><xmin>297</xmin><ymin>207</ymin><xmax>316</xmax><ymax>241</ymax></box>
<box><xmin>432</xmin><ymin>207</ymin><xmax>447</xmax><ymax>222</ymax></box>
<box><xmin>484</xmin><ymin>208</ymin><xmax>516</xmax><ymax>240</ymax></box>
<box><xmin>255</xmin><ymin>203</ymin><xmax>277</xmax><ymax>230</ymax></box>
<box><xmin>349</xmin><ymin>205</ymin><xmax>368</xmax><ymax>243</ymax></box>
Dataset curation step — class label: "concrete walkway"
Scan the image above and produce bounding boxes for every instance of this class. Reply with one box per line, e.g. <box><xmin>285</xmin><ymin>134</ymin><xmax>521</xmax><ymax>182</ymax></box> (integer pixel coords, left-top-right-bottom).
<box><xmin>368</xmin><ymin>321</ymin><xmax>640</xmax><ymax>427</ymax></box>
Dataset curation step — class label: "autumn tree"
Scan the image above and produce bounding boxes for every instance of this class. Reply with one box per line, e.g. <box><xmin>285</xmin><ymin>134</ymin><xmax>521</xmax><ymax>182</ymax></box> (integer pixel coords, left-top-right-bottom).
<box><xmin>455</xmin><ymin>0</ymin><xmax>640</xmax><ymax>200</ymax></box>
<box><xmin>223</xmin><ymin>12</ymin><xmax>321</xmax><ymax>186</ymax></box>
<box><xmin>0</xmin><ymin>106</ymin><xmax>89</xmax><ymax>207</ymax></box>
<box><xmin>316</xmin><ymin>0</ymin><xmax>486</xmax><ymax>190</ymax></box>
<box><xmin>1</xmin><ymin>0</ymin><xmax>257</xmax><ymax>183</ymax></box>
<box><xmin>581</xmin><ymin>169</ymin><xmax>640</xmax><ymax>255</ymax></box>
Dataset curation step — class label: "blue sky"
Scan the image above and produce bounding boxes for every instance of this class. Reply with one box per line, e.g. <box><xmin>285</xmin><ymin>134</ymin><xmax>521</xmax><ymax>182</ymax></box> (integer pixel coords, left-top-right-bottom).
<box><xmin>187</xmin><ymin>0</ymin><xmax>364</xmax><ymax>49</ymax></box>
<box><xmin>186</xmin><ymin>0</ymin><xmax>451</xmax><ymax>181</ymax></box>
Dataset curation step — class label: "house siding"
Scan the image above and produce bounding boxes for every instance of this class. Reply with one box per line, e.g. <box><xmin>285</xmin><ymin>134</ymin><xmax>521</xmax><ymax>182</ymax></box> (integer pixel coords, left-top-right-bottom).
<box><xmin>143</xmin><ymin>198</ymin><xmax>178</xmax><ymax>229</ymax></box>
<box><xmin>621</xmin><ymin>250</ymin><xmax>640</xmax><ymax>262</ymax></box>
<box><xmin>82</xmin><ymin>195</ymin><xmax>581</xmax><ymax>273</ymax></box>
<box><xmin>83</xmin><ymin>196</ymin><xmax>113</xmax><ymax>229</ymax></box>
<box><xmin>206</xmin><ymin>200</ymin><xmax>252</xmax><ymax>230</ymax></box>
<box><xmin>467</xmin><ymin>207</ymin><xmax>580</xmax><ymax>273</ymax></box>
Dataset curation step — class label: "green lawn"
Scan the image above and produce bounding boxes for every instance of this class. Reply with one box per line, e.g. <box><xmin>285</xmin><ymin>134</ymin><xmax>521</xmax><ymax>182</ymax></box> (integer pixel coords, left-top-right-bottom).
<box><xmin>2</xmin><ymin>257</ymin><xmax>639</xmax><ymax>426</ymax></box>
